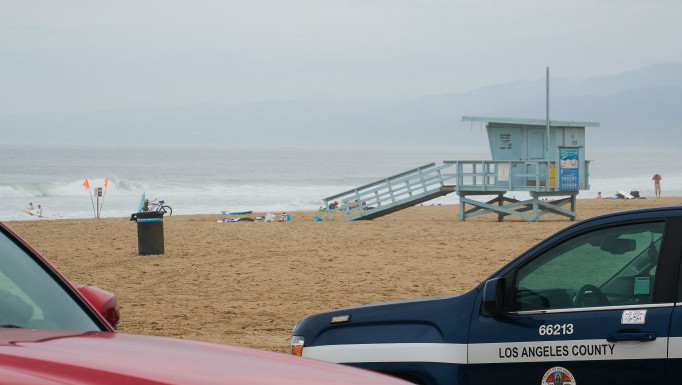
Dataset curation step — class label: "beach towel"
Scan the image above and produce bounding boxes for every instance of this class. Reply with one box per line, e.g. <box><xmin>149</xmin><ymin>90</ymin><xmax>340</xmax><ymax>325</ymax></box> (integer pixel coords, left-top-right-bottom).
<box><xmin>217</xmin><ymin>217</ymin><xmax>254</xmax><ymax>222</ymax></box>
<box><xmin>218</xmin><ymin>217</ymin><xmax>240</xmax><ymax>222</ymax></box>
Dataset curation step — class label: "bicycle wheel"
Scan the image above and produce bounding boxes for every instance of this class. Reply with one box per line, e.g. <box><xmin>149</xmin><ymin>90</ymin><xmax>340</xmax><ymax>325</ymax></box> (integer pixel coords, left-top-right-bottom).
<box><xmin>161</xmin><ymin>205</ymin><xmax>173</xmax><ymax>216</ymax></box>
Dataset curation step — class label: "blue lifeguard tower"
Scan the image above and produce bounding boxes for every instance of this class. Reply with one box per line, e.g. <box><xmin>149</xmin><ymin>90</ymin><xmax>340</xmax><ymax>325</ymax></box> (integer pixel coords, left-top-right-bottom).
<box><xmin>323</xmin><ymin>68</ymin><xmax>599</xmax><ymax>221</ymax></box>
<box><xmin>453</xmin><ymin>116</ymin><xmax>598</xmax><ymax>221</ymax></box>
<box><xmin>322</xmin><ymin>115</ymin><xmax>599</xmax><ymax>222</ymax></box>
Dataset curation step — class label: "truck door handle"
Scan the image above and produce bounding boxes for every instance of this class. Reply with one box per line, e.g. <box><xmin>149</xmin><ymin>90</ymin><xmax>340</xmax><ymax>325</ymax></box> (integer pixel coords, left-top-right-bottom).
<box><xmin>607</xmin><ymin>332</ymin><xmax>656</xmax><ymax>342</ymax></box>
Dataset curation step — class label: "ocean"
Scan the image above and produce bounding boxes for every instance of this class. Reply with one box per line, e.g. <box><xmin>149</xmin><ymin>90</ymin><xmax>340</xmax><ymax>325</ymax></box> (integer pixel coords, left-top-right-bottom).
<box><xmin>0</xmin><ymin>145</ymin><xmax>679</xmax><ymax>221</ymax></box>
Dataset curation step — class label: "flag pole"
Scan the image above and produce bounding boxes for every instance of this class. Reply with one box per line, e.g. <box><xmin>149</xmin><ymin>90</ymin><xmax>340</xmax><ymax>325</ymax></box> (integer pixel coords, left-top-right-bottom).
<box><xmin>99</xmin><ymin>178</ymin><xmax>109</xmax><ymax>216</ymax></box>
<box><xmin>89</xmin><ymin>189</ymin><xmax>96</xmax><ymax>218</ymax></box>
<box><xmin>84</xmin><ymin>179</ymin><xmax>96</xmax><ymax>218</ymax></box>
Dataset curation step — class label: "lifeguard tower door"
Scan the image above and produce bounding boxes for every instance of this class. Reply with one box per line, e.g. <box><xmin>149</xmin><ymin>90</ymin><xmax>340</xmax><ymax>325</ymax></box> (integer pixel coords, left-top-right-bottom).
<box><xmin>528</xmin><ymin>129</ymin><xmax>546</xmax><ymax>187</ymax></box>
<box><xmin>528</xmin><ymin>130</ymin><xmax>545</xmax><ymax>159</ymax></box>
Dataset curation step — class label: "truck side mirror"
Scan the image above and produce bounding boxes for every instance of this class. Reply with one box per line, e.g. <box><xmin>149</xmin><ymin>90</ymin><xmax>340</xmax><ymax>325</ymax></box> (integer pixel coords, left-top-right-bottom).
<box><xmin>76</xmin><ymin>285</ymin><xmax>120</xmax><ymax>329</ymax></box>
<box><xmin>481</xmin><ymin>278</ymin><xmax>505</xmax><ymax>317</ymax></box>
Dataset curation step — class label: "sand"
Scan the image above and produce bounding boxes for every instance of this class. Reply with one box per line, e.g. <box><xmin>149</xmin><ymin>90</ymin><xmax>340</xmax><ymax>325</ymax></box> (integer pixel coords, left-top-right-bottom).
<box><xmin>6</xmin><ymin>197</ymin><xmax>681</xmax><ymax>353</ymax></box>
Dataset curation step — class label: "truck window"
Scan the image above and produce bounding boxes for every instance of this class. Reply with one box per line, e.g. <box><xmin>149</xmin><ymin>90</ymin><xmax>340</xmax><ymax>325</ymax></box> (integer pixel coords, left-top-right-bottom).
<box><xmin>512</xmin><ymin>221</ymin><xmax>665</xmax><ymax>312</ymax></box>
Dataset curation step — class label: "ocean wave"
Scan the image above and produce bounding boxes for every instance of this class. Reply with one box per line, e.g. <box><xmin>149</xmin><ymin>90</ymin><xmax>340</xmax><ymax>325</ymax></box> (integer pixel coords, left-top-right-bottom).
<box><xmin>0</xmin><ymin>177</ymin><xmax>140</xmax><ymax>199</ymax></box>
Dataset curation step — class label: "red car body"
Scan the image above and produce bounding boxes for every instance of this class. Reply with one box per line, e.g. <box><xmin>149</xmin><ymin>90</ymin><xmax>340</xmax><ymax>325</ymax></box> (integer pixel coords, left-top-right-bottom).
<box><xmin>0</xmin><ymin>222</ymin><xmax>408</xmax><ymax>385</ymax></box>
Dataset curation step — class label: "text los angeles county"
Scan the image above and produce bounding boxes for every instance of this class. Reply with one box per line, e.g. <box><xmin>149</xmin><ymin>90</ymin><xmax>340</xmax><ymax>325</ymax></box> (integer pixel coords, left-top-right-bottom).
<box><xmin>498</xmin><ymin>343</ymin><xmax>615</xmax><ymax>359</ymax></box>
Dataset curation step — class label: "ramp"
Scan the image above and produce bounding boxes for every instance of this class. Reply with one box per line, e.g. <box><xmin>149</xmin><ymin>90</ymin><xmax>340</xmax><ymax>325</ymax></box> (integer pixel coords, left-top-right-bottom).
<box><xmin>323</xmin><ymin>163</ymin><xmax>457</xmax><ymax>221</ymax></box>
<box><xmin>356</xmin><ymin>186</ymin><xmax>455</xmax><ymax>220</ymax></box>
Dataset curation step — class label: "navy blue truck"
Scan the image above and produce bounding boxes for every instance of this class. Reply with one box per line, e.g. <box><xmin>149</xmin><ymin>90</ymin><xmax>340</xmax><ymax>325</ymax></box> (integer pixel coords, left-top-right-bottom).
<box><xmin>291</xmin><ymin>206</ymin><xmax>682</xmax><ymax>384</ymax></box>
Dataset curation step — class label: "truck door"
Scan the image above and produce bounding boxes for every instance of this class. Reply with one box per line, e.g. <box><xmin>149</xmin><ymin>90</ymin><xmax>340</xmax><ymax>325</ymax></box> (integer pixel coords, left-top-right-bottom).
<box><xmin>467</xmin><ymin>220</ymin><xmax>677</xmax><ymax>385</ymax></box>
<box><xmin>666</xmin><ymin>217</ymin><xmax>682</xmax><ymax>381</ymax></box>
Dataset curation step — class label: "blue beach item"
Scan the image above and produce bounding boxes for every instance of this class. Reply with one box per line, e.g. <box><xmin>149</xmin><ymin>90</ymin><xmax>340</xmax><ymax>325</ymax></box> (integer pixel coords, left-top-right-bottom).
<box><xmin>137</xmin><ymin>192</ymin><xmax>146</xmax><ymax>212</ymax></box>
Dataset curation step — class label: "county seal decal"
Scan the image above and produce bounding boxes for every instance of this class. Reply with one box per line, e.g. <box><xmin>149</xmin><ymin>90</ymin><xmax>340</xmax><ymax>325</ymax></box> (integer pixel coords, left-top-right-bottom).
<box><xmin>541</xmin><ymin>366</ymin><xmax>575</xmax><ymax>385</ymax></box>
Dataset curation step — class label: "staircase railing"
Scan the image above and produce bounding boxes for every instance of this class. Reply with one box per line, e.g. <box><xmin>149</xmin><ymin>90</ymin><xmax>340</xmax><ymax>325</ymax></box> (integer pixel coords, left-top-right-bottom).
<box><xmin>323</xmin><ymin>163</ymin><xmax>456</xmax><ymax>220</ymax></box>
<box><xmin>322</xmin><ymin>160</ymin><xmax>564</xmax><ymax>220</ymax></box>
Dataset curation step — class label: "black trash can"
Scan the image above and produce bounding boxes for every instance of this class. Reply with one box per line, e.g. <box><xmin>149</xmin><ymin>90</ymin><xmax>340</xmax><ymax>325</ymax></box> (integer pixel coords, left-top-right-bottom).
<box><xmin>130</xmin><ymin>211</ymin><xmax>164</xmax><ymax>255</ymax></box>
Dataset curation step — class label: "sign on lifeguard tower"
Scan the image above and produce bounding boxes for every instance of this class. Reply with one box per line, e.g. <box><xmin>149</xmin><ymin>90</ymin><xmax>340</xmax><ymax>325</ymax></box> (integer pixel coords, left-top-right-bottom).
<box><xmin>560</xmin><ymin>147</ymin><xmax>579</xmax><ymax>190</ymax></box>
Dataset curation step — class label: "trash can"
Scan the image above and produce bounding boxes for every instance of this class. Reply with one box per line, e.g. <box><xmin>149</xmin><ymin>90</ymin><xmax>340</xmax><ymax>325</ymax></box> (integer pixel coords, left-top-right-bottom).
<box><xmin>130</xmin><ymin>211</ymin><xmax>164</xmax><ymax>255</ymax></box>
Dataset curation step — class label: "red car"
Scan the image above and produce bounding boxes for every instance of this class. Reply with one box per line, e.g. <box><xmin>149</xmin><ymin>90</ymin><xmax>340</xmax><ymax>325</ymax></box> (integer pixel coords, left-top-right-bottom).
<box><xmin>0</xmin><ymin>222</ymin><xmax>408</xmax><ymax>384</ymax></box>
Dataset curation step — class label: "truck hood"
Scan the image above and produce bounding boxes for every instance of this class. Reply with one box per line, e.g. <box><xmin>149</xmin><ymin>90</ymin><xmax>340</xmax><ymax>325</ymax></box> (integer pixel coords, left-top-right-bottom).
<box><xmin>0</xmin><ymin>329</ymin><xmax>406</xmax><ymax>385</ymax></box>
<box><xmin>336</xmin><ymin>294</ymin><xmax>463</xmax><ymax>310</ymax></box>
<box><xmin>294</xmin><ymin>291</ymin><xmax>479</xmax><ymax>346</ymax></box>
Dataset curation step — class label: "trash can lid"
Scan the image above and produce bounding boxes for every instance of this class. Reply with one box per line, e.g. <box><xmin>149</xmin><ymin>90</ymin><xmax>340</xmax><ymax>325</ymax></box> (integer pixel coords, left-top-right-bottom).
<box><xmin>131</xmin><ymin>211</ymin><xmax>164</xmax><ymax>222</ymax></box>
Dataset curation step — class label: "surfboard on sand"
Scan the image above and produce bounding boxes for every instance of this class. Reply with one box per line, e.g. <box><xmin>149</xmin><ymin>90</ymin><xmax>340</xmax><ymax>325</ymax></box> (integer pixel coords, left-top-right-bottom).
<box><xmin>221</xmin><ymin>211</ymin><xmax>253</xmax><ymax>215</ymax></box>
<box><xmin>616</xmin><ymin>190</ymin><xmax>634</xmax><ymax>199</ymax></box>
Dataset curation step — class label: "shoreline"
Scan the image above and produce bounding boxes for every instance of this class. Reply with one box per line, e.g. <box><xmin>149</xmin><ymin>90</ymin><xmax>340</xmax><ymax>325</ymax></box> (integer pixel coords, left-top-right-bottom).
<box><xmin>6</xmin><ymin>193</ymin><xmax>672</xmax><ymax>223</ymax></box>
<box><xmin>6</xmin><ymin>197</ymin><xmax>682</xmax><ymax>353</ymax></box>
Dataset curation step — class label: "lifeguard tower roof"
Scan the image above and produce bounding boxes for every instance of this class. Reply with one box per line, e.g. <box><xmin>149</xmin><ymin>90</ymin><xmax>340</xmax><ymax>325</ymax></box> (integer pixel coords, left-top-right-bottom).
<box><xmin>462</xmin><ymin>116</ymin><xmax>600</xmax><ymax>128</ymax></box>
<box><xmin>462</xmin><ymin>115</ymin><xmax>599</xmax><ymax>165</ymax></box>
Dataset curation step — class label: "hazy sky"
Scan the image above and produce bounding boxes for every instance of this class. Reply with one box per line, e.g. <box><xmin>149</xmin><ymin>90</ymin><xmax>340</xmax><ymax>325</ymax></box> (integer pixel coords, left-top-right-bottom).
<box><xmin>2</xmin><ymin>0</ymin><xmax>680</xmax><ymax>114</ymax></box>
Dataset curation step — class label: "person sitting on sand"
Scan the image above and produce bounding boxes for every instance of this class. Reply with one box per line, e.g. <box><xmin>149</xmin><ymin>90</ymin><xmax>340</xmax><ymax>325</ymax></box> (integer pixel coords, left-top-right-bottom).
<box><xmin>23</xmin><ymin>202</ymin><xmax>35</xmax><ymax>215</ymax></box>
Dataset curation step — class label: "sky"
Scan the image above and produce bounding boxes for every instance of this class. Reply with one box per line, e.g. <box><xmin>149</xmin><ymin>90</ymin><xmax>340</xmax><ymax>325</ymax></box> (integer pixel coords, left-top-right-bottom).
<box><xmin>1</xmin><ymin>0</ymin><xmax>681</xmax><ymax>114</ymax></box>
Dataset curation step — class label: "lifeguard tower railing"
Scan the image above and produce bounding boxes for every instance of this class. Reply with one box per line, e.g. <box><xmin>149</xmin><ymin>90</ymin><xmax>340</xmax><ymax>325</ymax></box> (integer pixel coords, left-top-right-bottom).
<box><xmin>323</xmin><ymin>160</ymin><xmax>583</xmax><ymax>221</ymax></box>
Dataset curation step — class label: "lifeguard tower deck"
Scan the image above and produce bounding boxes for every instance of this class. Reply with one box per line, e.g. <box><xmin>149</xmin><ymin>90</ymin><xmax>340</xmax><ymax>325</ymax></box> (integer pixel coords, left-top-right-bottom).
<box><xmin>323</xmin><ymin>116</ymin><xmax>599</xmax><ymax>221</ymax></box>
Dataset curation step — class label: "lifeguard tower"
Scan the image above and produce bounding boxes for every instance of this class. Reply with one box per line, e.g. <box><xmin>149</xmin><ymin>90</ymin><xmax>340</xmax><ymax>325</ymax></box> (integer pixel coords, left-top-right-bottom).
<box><xmin>454</xmin><ymin>116</ymin><xmax>598</xmax><ymax>221</ymax></box>
<box><xmin>322</xmin><ymin>116</ymin><xmax>599</xmax><ymax>222</ymax></box>
<box><xmin>322</xmin><ymin>68</ymin><xmax>599</xmax><ymax>221</ymax></box>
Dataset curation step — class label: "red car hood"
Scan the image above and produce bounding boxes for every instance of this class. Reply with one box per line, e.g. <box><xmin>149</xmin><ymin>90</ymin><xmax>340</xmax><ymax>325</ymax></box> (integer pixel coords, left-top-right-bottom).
<box><xmin>0</xmin><ymin>329</ymin><xmax>405</xmax><ymax>385</ymax></box>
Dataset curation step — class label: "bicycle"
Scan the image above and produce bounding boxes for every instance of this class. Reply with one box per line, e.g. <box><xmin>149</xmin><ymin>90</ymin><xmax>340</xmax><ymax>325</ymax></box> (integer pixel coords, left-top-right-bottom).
<box><xmin>144</xmin><ymin>199</ymin><xmax>173</xmax><ymax>216</ymax></box>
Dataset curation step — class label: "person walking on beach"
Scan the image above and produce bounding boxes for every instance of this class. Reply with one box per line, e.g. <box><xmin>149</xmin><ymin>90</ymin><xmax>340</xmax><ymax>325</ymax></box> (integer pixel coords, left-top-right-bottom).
<box><xmin>653</xmin><ymin>173</ymin><xmax>662</xmax><ymax>197</ymax></box>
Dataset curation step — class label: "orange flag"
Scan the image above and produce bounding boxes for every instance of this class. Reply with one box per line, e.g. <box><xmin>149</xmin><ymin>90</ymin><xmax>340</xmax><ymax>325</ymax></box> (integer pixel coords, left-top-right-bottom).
<box><xmin>104</xmin><ymin>178</ymin><xmax>109</xmax><ymax>187</ymax></box>
<box><xmin>83</xmin><ymin>179</ymin><xmax>90</xmax><ymax>190</ymax></box>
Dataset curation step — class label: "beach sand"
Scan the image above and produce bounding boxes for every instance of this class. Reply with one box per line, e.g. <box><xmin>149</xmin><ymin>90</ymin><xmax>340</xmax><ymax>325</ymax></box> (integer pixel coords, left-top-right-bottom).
<box><xmin>6</xmin><ymin>197</ymin><xmax>681</xmax><ymax>353</ymax></box>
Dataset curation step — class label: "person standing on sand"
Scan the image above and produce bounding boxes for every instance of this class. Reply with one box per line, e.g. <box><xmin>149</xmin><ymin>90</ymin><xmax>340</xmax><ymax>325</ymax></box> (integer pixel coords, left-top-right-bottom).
<box><xmin>652</xmin><ymin>173</ymin><xmax>662</xmax><ymax>197</ymax></box>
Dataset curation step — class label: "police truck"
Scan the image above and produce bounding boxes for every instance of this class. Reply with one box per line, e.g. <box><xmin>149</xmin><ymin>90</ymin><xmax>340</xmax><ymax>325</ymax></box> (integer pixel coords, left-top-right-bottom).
<box><xmin>291</xmin><ymin>206</ymin><xmax>682</xmax><ymax>384</ymax></box>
